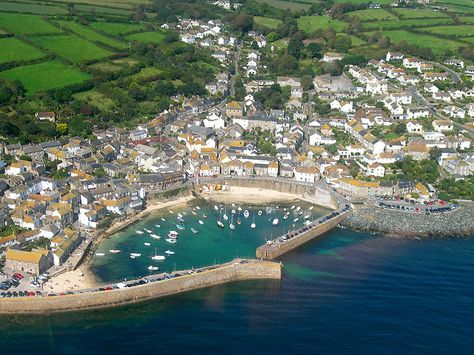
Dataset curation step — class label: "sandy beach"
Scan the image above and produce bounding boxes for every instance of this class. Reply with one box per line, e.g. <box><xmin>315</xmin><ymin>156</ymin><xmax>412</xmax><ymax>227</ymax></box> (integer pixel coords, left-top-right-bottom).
<box><xmin>202</xmin><ymin>186</ymin><xmax>300</xmax><ymax>204</ymax></box>
<box><xmin>44</xmin><ymin>267</ymin><xmax>97</xmax><ymax>293</ymax></box>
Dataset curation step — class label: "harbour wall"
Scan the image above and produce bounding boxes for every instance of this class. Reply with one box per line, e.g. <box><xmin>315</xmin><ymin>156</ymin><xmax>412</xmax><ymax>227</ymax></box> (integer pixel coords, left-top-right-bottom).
<box><xmin>256</xmin><ymin>211</ymin><xmax>351</xmax><ymax>260</ymax></box>
<box><xmin>0</xmin><ymin>259</ymin><xmax>281</xmax><ymax>314</ymax></box>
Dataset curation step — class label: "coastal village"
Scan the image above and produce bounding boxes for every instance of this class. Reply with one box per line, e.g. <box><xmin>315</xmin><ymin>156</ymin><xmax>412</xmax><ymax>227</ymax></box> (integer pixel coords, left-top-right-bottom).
<box><xmin>0</xmin><ymin>14</ymin><xmax>473</xmax><ymax>290</ymax></box>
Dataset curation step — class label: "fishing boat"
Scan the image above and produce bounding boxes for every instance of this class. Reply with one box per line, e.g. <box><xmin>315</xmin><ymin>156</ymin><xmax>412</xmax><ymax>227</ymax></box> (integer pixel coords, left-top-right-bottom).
<box><xmin>272</xmin><ymin>218</ymin><xmax>279</xmax><ymax>226</ymax></box>
<box><xmin>148</xmin><ymin>266</ymin><xmax>159</xmax><ymax>271</ymax></box>
<box><xmin>196</xmin><ymin>206</ymin><xmax>201</xmax><ymax>210</ymax></box>
<box><xmin>243</xmin><ymin>210</ymin><xmax>249</xmax><ymax>218</ymax></box>
<box><xmin>250</xmin><ymin>214</ymin><xmax>256</xmax><ymax>229</ymax></box>
<box><xmin>151</xmin><ymin>248</ymin><xmax>166</xmax><ymax>261</ymax></box>
<box><xmin>176</xmin><ymin>224</ymin><xmax>185</xmax><ymax>230</ymax></box>
<box><xmin>95</xmin><ymin>252</ymin><xmax>105</xmax><ymax>256</ymax></box>
<box><xmin>191</xmin><ymin>228</ymin><xmax>198</xmax><ymax>234</ymax></box>
<box><xmin>168</xmin><ymin>231</ymin><xmax>179</xmax><ymax>238</ymax></box>
<box><xmin>161</xmin><ymin>218</ymin><xmax>166</xmax><ymax>222</ymax></box>
<box><xmin>165</xmin><ymin>250</ymin><xmax>175</xmax><ymax>255</ymax></box>
<box><xmin>130</xmin><ymin>253</ymin><xmax>141</xmax><ymax>258</ymax></box>
<box><xmin>229</xmin><ymin>214</ymin><xmax>235</xmax><ymax>230</ymax></box>
<box><xmin>144</xmin><ymin>242</ymin><xmax>151</xmax><ymax>246</ymax></box>
<box><xmin>136</xmin><ymin>230</ymin><xmax>144</xmax><ymax>235</ymax></box>
<box><xmin>166</xmin><ymin>238</ymin><xmax>177</xmax><ymax>243</ymax></box>
<box><xmin>198</xmin><ymin>220</ymin><xmax>204</xmax><ymax>225</ymax></box>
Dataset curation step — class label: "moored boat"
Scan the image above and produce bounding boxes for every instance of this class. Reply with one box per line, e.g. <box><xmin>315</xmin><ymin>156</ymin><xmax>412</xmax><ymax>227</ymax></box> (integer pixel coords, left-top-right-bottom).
<box><xmin>176</xmin><ymin>224</ymin><xmax>185</xmax><ymax>230</ymax></box>
<box><xmin>148</xmin><ymin>266</ymin><xmax>159</xmax><ymax>271</ymax></box>
<box><xmin>191</xmin><ymin>228</ymin><xmax>198</xmax><ymax>234</ymax></box>
<box><xmin>243</xmin><ymin>210</ymin><xmax>249</xmax><ymax>218</ymax></box>
<box><xmin>95</xmin><ymin>252</ymin><xmax>105</xmax><ymax>256</ymax></box>
<box><xmin>217</xmin><ymin>220</ymin><xmax>225</xmax><ymax>228</ymax></box>
<box><xmin>109</xmin><ymin>249</ymin><xmax>121</xmax><ymax>254</ymax></box>
<box><xmin>165</xmin><ymin>250</ymin><xmax>175</xmax><ymax>255</ymax></box>
<box><xmin>136</xmin><ymin>230</ymin><xmax>144</xmax><ymax>235</ymax></box>
<box><xmin>198</xmin><ymin>220</ymin><xmax>204</xmax><ymax>225</ymax></box>
<box><xmin>150</xmin><ymin>234</ymin><xmax>160</xmax><ymax>239</ymax></box>
<box><xmin>144</xmin><ymin>242</ymin><xmax>151</xmax><ymax>246</ymax></box>
<box><xmin>272</xmin><ymin>218</ymin><xmax>279</xmax><ymax>226</ymax></box>
<box><xmin>130</xmin><ymin>253</ymin><xmax>141</xmax><ymax>257</ymax></box>
<box><xmin>166</xmin><ymin>238</ymin><xmax>177</xmax><ymax>243</ymax></box>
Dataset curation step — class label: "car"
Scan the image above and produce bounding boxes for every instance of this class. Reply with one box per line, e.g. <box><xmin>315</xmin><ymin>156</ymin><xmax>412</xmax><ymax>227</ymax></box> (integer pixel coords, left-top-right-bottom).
<box><xmin>12</xmin><ymin>272</ymin><xmax>24</xmax><ymax>280</ymax></box>
<box><xmin>11</xmin><ymin>291</ymin><xmax>18</xmax><ymax>297</ymax></box>
<box><xmin>35</xmin><ymin>291</ymin><xmax>42</xmax><ymax>296</ymax></box>
<box><xmin>28</xmin><ymin>291</ymin><xmax>36</xmax><ymax>296</ymax></box>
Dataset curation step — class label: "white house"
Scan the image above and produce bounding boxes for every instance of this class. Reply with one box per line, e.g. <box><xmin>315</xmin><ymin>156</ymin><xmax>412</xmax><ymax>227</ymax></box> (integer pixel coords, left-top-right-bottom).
<box><xmin>406</xmin><ymin>121</ymin><xmax>423</xmax><ymax>134</ymax></box>
<box><xmin>433</xmin><ymin>119</ymin><xmax>454</xmax><ymax>133</ymax></box>
<box><xmin>366</xmin><ymin>163</ymin><xmax>385</xmax><ymax>177</ymax></box>
<box><xmin>294</xmin><ymin>166</ymin><xmax>319</xmax><ymax>183</ymax></box>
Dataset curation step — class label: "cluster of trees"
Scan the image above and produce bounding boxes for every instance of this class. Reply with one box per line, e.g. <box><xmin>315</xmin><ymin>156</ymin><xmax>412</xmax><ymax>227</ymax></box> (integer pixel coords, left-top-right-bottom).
<box><xmin>253</xmin><ymin>84</ymin><xmax>290</xmax><ymax>109</ymax></box>
<box><xmin>393</xmin><ymin>158</ymin><xmax>440</xmax><ymax>184</ymax></box>
<box><xmin>243</xmin><ymin>128</ymin><xmax>277</xmax><ymax>156</ymax></box>
<box><xmin>151</xmin><ymin>0</ymin><xmax>225</xmax><ymax>23</ymax></box>
<box><xmin>437</xmin><ymin>177</ymin><xmax>474</xmax><ymax>201</ymax></box>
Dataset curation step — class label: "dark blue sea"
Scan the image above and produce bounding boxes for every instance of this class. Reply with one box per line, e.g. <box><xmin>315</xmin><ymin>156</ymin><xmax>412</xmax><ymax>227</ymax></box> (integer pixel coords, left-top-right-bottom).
<box><xmin>1</xmin><ymin>228</ymin><xmax>473</xmax><ymax>354</ymax></box>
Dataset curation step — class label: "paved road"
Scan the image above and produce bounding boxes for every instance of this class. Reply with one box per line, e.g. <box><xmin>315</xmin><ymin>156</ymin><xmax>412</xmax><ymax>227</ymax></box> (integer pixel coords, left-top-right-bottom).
<box><xmin>431</xmin><ymin>62</ymin><xmax>462</xmax><ymax>84</ymax></box>
<box><xmin>229</xmin><ymin>42</ymin><xmax>242</xmax><ymax>97</ymax></box>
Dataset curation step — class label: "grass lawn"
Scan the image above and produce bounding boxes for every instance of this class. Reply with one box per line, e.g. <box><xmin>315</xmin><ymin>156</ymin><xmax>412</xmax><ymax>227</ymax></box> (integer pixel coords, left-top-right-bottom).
<box><xmin>131</xmin><ymin>67</ymin><xmax>163</xmax><ymax>80</ymax></box>
<box><xmin>334</xmin><ymin>0</ymin><xmax>392</xmax><ymax>3</ymax></box>
<box><xmin>348</xmin><ymin>9</ymin><xmax>397</xmax><ymax>21</ymax></box>
<box><xmin>73</xmin><ymin>89</ymin><xmax>116</xmax><ymax>111</ymax></box>
<box><xmin>365</xmin><ymin>30</ymin><xmax>466</xmax><ymax>54</ymax></box>
<box><xmin>0</xmin><ymin>60</ymin><xmax>91</xmax><ymax>94</ymax></box>
<box><xmin>363</xmin><ymin>18</ymin><xmax>453</xmax><ymax>31</ymax></box>
<box><xmin>253</xmin><ymin>0</ymin><xmax>310</xmax><ymax>11</ymax></box>
<box><xmin>418</xmin><ymin>25</ymin><xmax>474</xmax><ymax>37</ymax></box>
<box><xmin>392</xmin><ymin>8</ymin><xmax>449</xmax><ymax>19</ymax></box>
<box><xmin>0</xmin><ymin>13</ymin><xmax>60</xmax><ymax>34</ymax></box>
<box><xmin>89</xmin><ymin>62</ymin><xmax>123</xmax><ymax>73</ymax></box>
<box><xmin>53</xmin><ymin>0</ymin><xmax>151</xmax><ymax>10</ymax></box>
<box><xmin>35</xmin><ymin>35</ymin><xmax>113</xmax><ymax>63</ymax></box>
<box><xmin>0</xmin><ymin>37</ymin><xmax>45</xmax><ymax>64</ymax></box>
<box><xmin>459</xmin><ymin>16</ymin><xmax>474</xmax><ymax>24</ymax></box>
<box><xmin>112</xmin><ymin>57</ymin><xmax>140</xmax><ymax>66</ymax></box>
<box><xmin>125</xmin><ymin>31</ymin><xmax>166</xmax><ymax>44</ymax></box>
<box><xmin>90</xmin><ymin>21</ymin><xmax>144</xmax><ymax>35</ymax></box>
<box><xmin>58</xmin><ymin>21</ymin><xmax>128</xmax><ymax>49</ymax></box>
<box><xmin>254</xmin><ymin>16</ymin><xmax>282</xmax><ymax>29</ymax></box>
<box><xmin>297</xmin><ymin>16</ymin><xmax>347</xmax><ymax>33</ymax></box>
<box><xmin>73</xmin><ymin>4</ymin><xmax>132</xmax><ymax>15</ymax></box>
<box><xmin>337</xmin><ymin>34</ymin><xmax>366</xmax><ymax>46</ymax></box>
<box><xmin>0</xmin><ymin>1</ymin><xmax>67</xmax><ymax>14</ymax></box>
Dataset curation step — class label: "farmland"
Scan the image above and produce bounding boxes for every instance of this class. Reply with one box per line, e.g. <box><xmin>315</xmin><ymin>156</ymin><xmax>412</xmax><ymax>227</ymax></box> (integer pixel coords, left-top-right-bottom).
<box><xmin>90</xmin><ymin>21</ymin><xmax>144</xmax><ymax>36</ymax></box>
<box><xmin>392</xmin><ymin>8</ymin><xmax>449</xmax><ymax>19</ymax></box>
<box><xmin>0</xmin><ymin>1</ymin><xmax>67</xmax><ymax>14</ymax></box>
<box><xmin>126</xmin><ymin>31</ymin><xmax>166</xmax><ymax>44</ymax></box>
<box><xmin>365</xmin><ymin>30</ymin><xmax>466</xmax><ymax>54</ymax></box>
<box><xmin>418</xmin><ymin>25</ymin><xmax>474</xmax><ymax>37</ymax></box>
<box><xmin>253</xmin><ymin>0</ymin><xmax>310</xmax><ymax>11</ymax></box>
<box><xmin>349</xmin><ymin>9</ymin><xmax>397</xmax><ymax>21</ymax></box>
<box><xmin>459</xmin><ymin>16</ymin><xmax>474</xmax><ymax>24</ymax></box>
<box><xmin>131</xmin><ymin>67</ymin><xmax>163</xmax><ymax>80</ymax></box>
<box><xmin>0</xmin><ymin>13</ymin><xmax>60</xmax><ymax>34</ymax></box>
<box><xmin>363</xmin><ymin>18</ymin><xmax>453</xmax><ymax>31</ymax></box>
<box><xmin>57</xmin><ymin>21</ymin><xmax>128</xmax><ymax>49</ymax></box>
<box><xmin>297</xmin><ymin>16</ymin><xmax>347</xmax><ymax>33</ymax></box>
<box><xmin>73</xmin><ymin>89</ymin><xmax>116</xmax><ymax>111</ymax></box>
<box><xmin>0</xmin><ymin>37</ymin><xmax>45</xmax><ymax>64</ymax></box>
<box><xmin>51</xmin><ymin>0</ymin><xmax>151</xmax><ymax>10</ymax></box>
<box><xmin>35</xmin><ymin>35</ymin><xmax>113</xmax><ymax>63</ymax></box>
<box><xmin>0</xmin><ymin>60</ymin><xmax>91</xmax><ymax>94</ymax></box>
<box><xmin>337</xmin><ymin>34</ymin><xmax>366</xmax><ymax>47</ymax></box>
<box><xmin>254</xmin><ymin>16</ymin><xmax>283</xmax><ymax>30</ymax></box>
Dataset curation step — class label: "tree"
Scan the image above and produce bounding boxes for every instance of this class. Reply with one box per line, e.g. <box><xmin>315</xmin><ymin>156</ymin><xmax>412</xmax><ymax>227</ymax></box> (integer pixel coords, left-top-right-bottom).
<box><xmin>429</xmin><ymin>147</ymin><xmax>441</xmax><ymax>161</ymax></box>
<box><xmin>56</xmin><ymin>123</ymin><xmax>68</xmax><ymax>136</ymax></box>
<box><xmin>231</xmin><ymin>14</ymin><xmax>253</xmax><ymax>33</ymax></box>
<box><xmin>305</xmin><ymin>42</ymin><xmax>322</xmax><ymax>59</ymax></box>
<box><xmin>301</xmin><ymin>75</ymin><xmax>314</xmax><ymax>91</ymax></box>
<box><xmin>394</xmin><ymin>123</ymin><xmax>406</xmax><ymax>134</ymax></box>
<box><xmin>287</xmin><ymin>36</ymin><xmax>304</xmax><ymax>58</ymax></box>
<box><xmin>333</xmin><ymin>36</ymin><xmax>352</xmax><ymax>53</ymax></box>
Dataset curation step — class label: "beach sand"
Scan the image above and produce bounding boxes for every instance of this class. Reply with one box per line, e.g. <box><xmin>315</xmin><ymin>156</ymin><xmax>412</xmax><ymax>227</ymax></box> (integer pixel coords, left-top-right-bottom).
<box><xmin>44</xmin><ymin>267</ymin><xmax>97</xmax><ymax>293</ymax></box>
<box><xmin>202</xmin><ymin>186</ymin><xmax>299</xmax><ymax>204</ymax></box>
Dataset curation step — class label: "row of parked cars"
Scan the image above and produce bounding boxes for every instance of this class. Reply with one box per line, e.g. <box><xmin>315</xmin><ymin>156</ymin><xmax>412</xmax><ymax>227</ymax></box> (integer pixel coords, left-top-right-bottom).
<box><xmin>378</xmin><ymin>202</ymin><xmax>454</xmax><ymax>214</ymax></box>
<box><xmin>1</xmin><ymin>290</ymin><xmax>42</xmax><ymax>298</ymax></box>
<box><xmin>0</xmin><ymin>273</ymin><xmax>25</xmax><ymax>290</ymax></box>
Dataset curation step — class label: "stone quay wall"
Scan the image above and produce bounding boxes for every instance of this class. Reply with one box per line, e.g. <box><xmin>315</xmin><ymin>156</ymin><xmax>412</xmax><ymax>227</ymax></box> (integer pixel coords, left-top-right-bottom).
<box><xmin>0</xmin><ymin>259</ymin><xmax>281</xmax><ymax>314</ymax></box>
<box><xmin>256</xmin><ymin>211</ymin><xmax>350</xmax><ymax>260</ymax></box>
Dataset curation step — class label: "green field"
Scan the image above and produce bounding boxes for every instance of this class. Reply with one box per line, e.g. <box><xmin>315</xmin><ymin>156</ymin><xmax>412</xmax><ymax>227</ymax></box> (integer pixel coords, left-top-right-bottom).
<box><xmin>254</xmin><ymin>16</ymin><xmax>282</xmax><ymax>29</ymax></box>
<box><xmin>363</xmin><ymin>18</ymin><xmax>453</xmax><ymax>31</ymax></box>
<box><xmin>48</xmin><ymin>0</ymin><xmax>151</xmax><ymax>10</ymax></box>
<box><xmin>439</xmin><ymin>4</ymin><xmax>474</xmax><ymax>14</ymax></box>
<box><xmin>73</xmin><ymin>89</ymin><xmax>116</xmax><ymax>110</ymax></box>
<box><xmin>35</xmin><ymin>35</ymin><xmax>113</xmax><ymax>63</ymax></box>
<box><xmin>0</xmin><ymin>12</ymin><xmax>60</xmax><ymax>34</ymax></box>
<box><xmin>0</xmin><ymin>1</ymin><xmax>67</xmax><ymax>14</ymax></box>
<box><xmin>349</xmin><ymin>9</ymin><xmax>397</xmax><ymax>21</ymax></box>
<box><xmin>126</xmin><ymin>31</ymin><xmax>166</xmax><ymax>44</ymax></box>
<box><xmin>436</xmin><ymin>0</ymin><xmax>474</xmax><ymax>7</ymax></box>
<box><xmin>131</xmin><ymin>67</ymin><xmax>163</xmax><ymax>80</ymax></box>
<box><xmin>58</xmin><ymin>21</ymin><xmax>128</xmax><ymax>49</ymax></box>
<box><xmin>392</xmin><ymin>8</ymin><xmax>449</xmax><ymax>19</ymax></box>
<box><xmin>0</xmin><ymin>37</ymin><xmax>45</xmax><ymax>64</ymax></box>
<box><xmin>334</xmin><ymin>0</ymin><xmax>392</xmax><ymax>3</ymax></box>
<box><xmin>365</xmin><ymin>30</ymin><xmax>466</xmax><ymax>53</ymax></box>
<box><xmin>254</xmin><ymin>0</ymin><xmax>311</xmax><ymax>11</ymax></box>
<box><xmin>89</xmin><ymin>62</ymin><xmax>123</xmax><ymax>73</ymax></box>
<box><xmin>73</xmin><ymin>4</ymin><xmax>133</xmax><ymax>15</ymax></box>
<box><xmin>297</xmin><ymin>16</ymin><xmax>347</xmax><ymax>33</ymax></box>
<box><xmin>337</xmin><ymin>34</ymin><xmax>366</xmax><ymax>47</ymax></box>
<box><xmin>459</xmin><ymin>16</ymin><xmax>474</xmax><ymax>24</ymax></box>
<box><xmin>90</xmin><ymin>21</ymin><xmax>144</xmax><ymax>35</ymax></box>
<box><xmin>0</xmin><ymin>60</ymin><xmax>91</xmax><ymax>94</ymax></box>
<box><xmin>418</xmin><ymin>25</ymin><xmax>474</xmax><ymax>37</ymax></box>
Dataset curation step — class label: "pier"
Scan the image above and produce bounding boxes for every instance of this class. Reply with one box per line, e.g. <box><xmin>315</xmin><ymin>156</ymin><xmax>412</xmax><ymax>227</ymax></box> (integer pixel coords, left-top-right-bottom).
<box><xmin>0</xmin><ymin>259</ymin><xmax>281</xmax><ymax>314</ymax></box>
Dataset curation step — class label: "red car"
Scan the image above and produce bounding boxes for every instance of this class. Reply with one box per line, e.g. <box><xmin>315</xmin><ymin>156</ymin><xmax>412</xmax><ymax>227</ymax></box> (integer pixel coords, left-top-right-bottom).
<box><xmin>13</xmin><ymin>272</ymin><xmax>24</xmax><ymax>280</ymax></box>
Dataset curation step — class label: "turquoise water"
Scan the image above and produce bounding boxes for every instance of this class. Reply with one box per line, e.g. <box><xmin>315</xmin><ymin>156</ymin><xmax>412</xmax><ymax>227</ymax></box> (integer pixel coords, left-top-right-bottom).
<box><xmin>90</xmin><ymin>200</ymin><xmax>326</xmax><ymax>282</ymax></box>
<box><xmin>1</xmin><ymin>203</ymin><xmax>473</xmax><ymax>353</ymax></box>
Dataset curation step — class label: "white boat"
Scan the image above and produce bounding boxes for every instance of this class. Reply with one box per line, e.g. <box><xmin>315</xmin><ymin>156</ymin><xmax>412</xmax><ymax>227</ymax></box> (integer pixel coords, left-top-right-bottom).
<box><xmin>250</xmin><ymin>214</ymin><xmax>256</xmax><ymax>229</ymax></box>
<box><xmin>168</xmin><ymin>231</ymin><xmax>179</xmax><ymax>238</ymax></box>
<box><xmin>150</xmin><ymin>234</ymin><xmax>160</xmax><ymax>239</ymax></box>
<box><xmin>217</xmin><ymin>220</ymin><xmax>225</xmax><ymax>228</ymax></box>
<box><xmin>296</xmin><ymin>206</ymin><xmax>301</xmax><ymax>212</ymax></box>
<box><xmin>109</xmin><ymin>249</ymin><xmax>121</xmax><ymax>254</ymax></box>
<box><xmin>293</xmin><ymin>218</ymin><xmax>299</xmax><ymax>222</ymax></box>
<box><xmin>168</xmin><ymin>210</ymin><xmax>174</xmax><ymax>214</ymax></box>
<box><xmin>305</xmin><ymin>220</ymin><xmax>312</xmax><ymax>226</ymax></box>
<box><xmin>243</xmin><ymin>210</ymin><xmax>249</xmax><ymax>218</ymax></box>
<box><xmin>304</xmin><ymin>215</ymin><xmax>310</xmax><ymax>220</ymax></box>
<box><xmin>202</xmin><ymin>214</ymin><xmax>207</xmax><ymax>219</ymax></box>
<box><xmin>191</xmin><ymin>228</ymin><xmax>198</xmax><ymax>234</ymax></box>
<box><xmin>272</xmin><ymin>218</ymin><xmax>279</xmax><ymax>226</ymax></box>
<box><xmin>231</xmin><ymin>209</ymin><xmax>236</xmax><ymax>214</ymax></box>
<box><xmin>223</xmin><ymin>214</ymin><xmax>228</xmax><ymax>221</ymax></box>
<box><xmin>166</xmin><ymin>238</ymin><xmax>177</xmax><ymax>243</ymax></box>
<box><xmin>309</xmin><ymin>206</ymin><xmax>314</xmax><ymax>211</ymax></box>
<box><xmin>176</xmin><ymin>224</ymin><xmax>185</xmax><ymax>230</ymax></box>
<box><xmin>196</xmin><ymin>206</ymin><xmax>201</xmax><ymax>210</ymax></box>
<box><xmin>95</xmin><ymin>252</ymin><xmax>106</xmax><ymax>256</ymax></box>
<box><xmin>144</xmin><ymin>242</ymin><xmax>151</xmax><ymax>246</ymax></box>
<box><xmin>258</xmin><ymin>210</ymin><xmax>263</xmax><ymax>216</ymax></box>
<box><xmin>130</xmin><ymin>255</ymin><xmax>136</xmax><ymax>259</ymax></box>
<box><xmin>165</xmin><ymin>250</ymin><xmax>175</xmax><ymax>255</ymax></box>
<box><xmin>130</xmin><ymin>253</ymin><xmax>141</xmax><ymax>257</ymax></box>
<box><xmin>283</xmin><ymin>214</ymin><xmax>288</xmax><ymax>220</ymax></box>
<box><xmin>291</xmin><ymin>205</ymin><xmax>295</xmax><ymax>210</ymax></box>
<box><xmin>155</xmin><ymin>224</ymin><xmax>161</xmax><ymax>228</ymax></box>
<box><xmin>198</xmin><ymin>220</ymin><xmax>204</xmax><ymax>225</ymax></box>
<box><xmin>178</xmin><ymin>213</ymin><xmax>183</xmax><ymax>218</ymax></box>
<box><xmin>145</xmin><ymin>229</ymin><xmax>152</xmax><ymax>233</ymax></box>
<box><xmin>161</xmin><ymin>218</ymin><xmax>166</xmax><ymax>222</ymax></box>
<box><xmin>177</xmin><ymin>216</ymin><xmax>184</xmax><ymax>222</ymax></box>
<box><xmin>148</xmin><ymin>266</ymin><xmax>159</xmax><ymax>271</ymax></box>
<box><xmin>229</xmin><ymin>214</ymin><xmax>235</xmax><ymax>230</ymax></box>
<box><xmin>151</xmin><ymin>248</ymin><xmax>166</xmax><ymax>261</ymax></box>
<box><xmin>136</xmin><ymin>230</ymin><xmax>144</xmax><ymax>235</ymax></box>
<box><xmin>214</xmin><ymin>205</ymin><xmax>219</xmax><ymax>211</ymax></box>
<box><xmin>232</xmin><ymin>203</ymin><xmax>235</xmax><ymax>207</ymax></box>
<box><xmin>238</xmin><ymin>207</ymin><xmax>242</xmax><ymax>211</ymax></box>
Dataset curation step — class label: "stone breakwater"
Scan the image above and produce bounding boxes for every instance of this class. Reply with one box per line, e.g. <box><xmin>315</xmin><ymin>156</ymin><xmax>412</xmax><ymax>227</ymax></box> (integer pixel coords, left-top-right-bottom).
<box><xmin>341</xmin><ymin>203</ymin><xmax>474</xmax><ymax>237</ymax></box>
<box><xmin>0</xmin><ymin>259</ymin><xmax>281</xmax><ymax>314</ymax></box>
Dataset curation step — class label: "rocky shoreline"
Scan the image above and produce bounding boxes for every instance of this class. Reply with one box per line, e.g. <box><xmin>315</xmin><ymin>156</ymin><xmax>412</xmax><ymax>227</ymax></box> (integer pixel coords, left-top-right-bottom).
<box><xmin>341</xmin><ymin>202</ymin><xmax>474</xmax><ymax>238</ymax></box>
